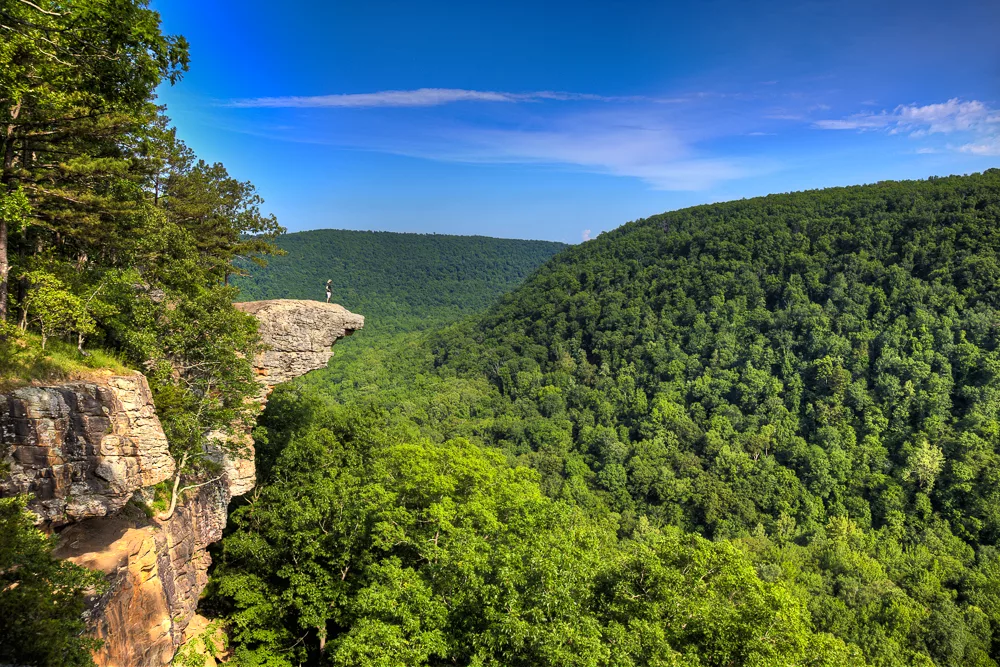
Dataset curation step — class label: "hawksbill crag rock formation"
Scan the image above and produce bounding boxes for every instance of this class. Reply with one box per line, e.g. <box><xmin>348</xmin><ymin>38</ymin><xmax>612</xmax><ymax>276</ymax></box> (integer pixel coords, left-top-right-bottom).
<box><xmin>0</xmin><ymin>299</ymin><xmax>363</xmax><ymax>667</ymax></box>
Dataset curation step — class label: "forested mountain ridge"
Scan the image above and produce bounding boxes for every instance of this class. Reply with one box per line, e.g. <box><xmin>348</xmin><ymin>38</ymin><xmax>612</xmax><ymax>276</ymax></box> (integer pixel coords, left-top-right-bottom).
<box><xmin>455</xmin><ymin>170</ymin><xmax>1000</xmax><ymax>539</ymax></box>
<box><xmin>234</xmin><ymin>229</ymin><xmax>566</xmax><ymax>337</ymax></box>
<box><xmin>214</xmin><ymin>170</ymin><xmax>1000</xmax><ymax>667</ymax></box>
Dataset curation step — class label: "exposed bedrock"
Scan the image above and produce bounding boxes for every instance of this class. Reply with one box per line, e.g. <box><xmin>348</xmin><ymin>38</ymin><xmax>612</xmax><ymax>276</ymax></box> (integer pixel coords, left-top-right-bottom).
<box><xmin>0</xmin><ymin>299</ymin><xmax>363</xmax><ymax>667</ymax></box>
<box><xmin>234</xmin><ymin>299</ymin><xmax>365</xmax><ymax>390</ymax></box>
<box><xmin>0</xmin><ymin>374</ymin><xmax>173</xmax><ymax>527</ymax></box>
<box><xmin>53</xmin><ymin>482</ymin><xmax>228</xmax><ymax>667</ymax></box>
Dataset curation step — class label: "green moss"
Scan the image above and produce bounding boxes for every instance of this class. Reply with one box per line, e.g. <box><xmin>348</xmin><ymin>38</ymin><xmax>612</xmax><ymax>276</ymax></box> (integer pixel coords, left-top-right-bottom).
<box><xmin>149</xmin><ymin>481</ymin><xmax>172</xmax><ymax>515</ymax></box>
<box><xmin>127</xmin><ymin>496</ymin><xmax>155</xmax><ymax>520</ymax></box>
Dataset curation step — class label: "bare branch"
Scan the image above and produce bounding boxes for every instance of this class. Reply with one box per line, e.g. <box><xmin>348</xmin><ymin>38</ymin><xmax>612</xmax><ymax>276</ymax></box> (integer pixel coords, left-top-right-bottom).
<box><xmin>177</xmin><ymin>475</ymin><xmax>224</xmax><ymax>495</ymax></box>
<box><xmin>15</xmin><ymin>0</ymin><xmax>63</xmax><ymax>16</ymax></box>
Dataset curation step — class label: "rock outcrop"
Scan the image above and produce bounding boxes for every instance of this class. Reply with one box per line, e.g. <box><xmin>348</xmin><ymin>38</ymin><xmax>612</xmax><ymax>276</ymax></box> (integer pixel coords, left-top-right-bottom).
<box><xmin>234</xmin><ymin>299</ymin><xmax>364</xmax><ymax>389</ymax></box>
<box><xmin>53</xmin><ymin>482</ymin><xmax>230</xmax><ymax>667</ymax></box>
<box><xmin>0</xmin><ymin>374</ymin><xmax>173</xmax><ymax>526</ymax></box>
<box><xmin>0</xmin><ymin>299</ymin><xmax>363</xmax><ymax>667</ymax></box>
<box><xmin>217</xmin><ymin>300</ymin><xmax>365</xmax><ymax>498</ymax></box>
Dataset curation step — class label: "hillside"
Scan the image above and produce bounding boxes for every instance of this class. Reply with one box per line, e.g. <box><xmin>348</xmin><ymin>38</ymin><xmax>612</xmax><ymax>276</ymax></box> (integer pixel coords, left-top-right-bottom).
<box><xmin>234</xmin><ymin>229</ymin><xmax>567</xmax><ymax>338</ymax></box>
<box><xmin>213</xmin><ymin>170</ymin><xmax>1000</xmax><ymax>667</ymax></box>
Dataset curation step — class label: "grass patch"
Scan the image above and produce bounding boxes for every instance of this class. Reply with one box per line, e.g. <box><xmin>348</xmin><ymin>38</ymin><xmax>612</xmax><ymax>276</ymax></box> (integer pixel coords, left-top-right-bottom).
<box><xmin>127</xmin><ymin>482</ymin><xmax>172</xmax><ymax>520</ymax></box>
<box><xmin>0</xmin><ymin>327</ymin><xmax>132</xmax><ymax>390</ymax></box>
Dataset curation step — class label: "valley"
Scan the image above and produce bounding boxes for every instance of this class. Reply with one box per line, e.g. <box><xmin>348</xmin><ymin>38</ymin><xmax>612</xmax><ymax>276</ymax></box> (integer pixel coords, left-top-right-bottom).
<box><xmin>213</xmin><ymin>171</ymin><xmax>1000</xmax><ymax>667</ymax></box>
<box><xmin>0</xmin><ymin>1</ymin><xmax>998</xmax><ymax>666</ymax></box>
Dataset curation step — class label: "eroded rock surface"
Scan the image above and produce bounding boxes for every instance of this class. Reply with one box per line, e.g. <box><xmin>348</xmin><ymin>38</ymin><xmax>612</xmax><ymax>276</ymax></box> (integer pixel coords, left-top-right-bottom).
<box><xmin>0</xmin><ymin>300</ymin><xmax>363</xmax><ymax>667</ymax></box>
<box><xmin>0</xmin><ymin>374</ymin><xmax>173</xmax><ymax>526</ymax></box>
<box><xmin>53</xmin><ymin>482</ymin><xmax>228</xmax><ymax>667</ymax></box>
<box><xmin>235</xmin><ymin>299</ymin><xmax>364</xmax><ymax>389</ymax></box>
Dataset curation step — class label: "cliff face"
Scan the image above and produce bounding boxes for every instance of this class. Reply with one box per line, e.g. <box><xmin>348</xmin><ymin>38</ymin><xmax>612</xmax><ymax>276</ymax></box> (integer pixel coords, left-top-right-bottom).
<box><xmin>1</xmin><ymin>299</ymin><xmax>363</xmax><ymax>667</ymax></box>
<box><xmin>53</xmin><ymin>482</ymin><xmax>229</xmax><ymax>667</ymax></box>
<box><xmin>0</xmin><ymin>375</ymin><xmax>173</xmax><ymax>526</ymax></box>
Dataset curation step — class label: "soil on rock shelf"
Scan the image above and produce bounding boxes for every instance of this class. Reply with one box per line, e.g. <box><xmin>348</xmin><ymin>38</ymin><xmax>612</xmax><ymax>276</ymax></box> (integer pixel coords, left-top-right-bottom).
<box><xmin>53</xmin><ymin>504</ymin><xmax>153</xmax><ymax>573</ymax></box>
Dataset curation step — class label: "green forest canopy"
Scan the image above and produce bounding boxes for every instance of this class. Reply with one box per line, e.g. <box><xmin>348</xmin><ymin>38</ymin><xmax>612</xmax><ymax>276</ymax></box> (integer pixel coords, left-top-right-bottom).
<box><xmin>212</xmin><ymin>170</ymin><xmax>1000</xmax><ymax>667</ymax></box>
<box><xmin>233</xmin><ymin>229</ymin><xmax>566</xmax><ymax>338</ymax></box>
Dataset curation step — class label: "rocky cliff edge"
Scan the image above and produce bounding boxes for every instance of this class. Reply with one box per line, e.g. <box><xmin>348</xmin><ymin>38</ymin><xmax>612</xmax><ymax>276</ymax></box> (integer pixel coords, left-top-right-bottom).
<box><xmin>0</xmin><ymin>299</ymin><xmax>363</xmax><ymax>667</ymax></box>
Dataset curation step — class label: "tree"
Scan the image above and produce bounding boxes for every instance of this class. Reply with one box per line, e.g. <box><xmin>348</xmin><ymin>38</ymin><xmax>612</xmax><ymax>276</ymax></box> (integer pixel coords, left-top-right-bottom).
<box><xmin>145</xmin><ymin>285</ymin><xmax>266</xmax><ymax>521</ymax></box>
<box><xmin>0</xmin><ymin>496</ymin><xmax>104</xmax><ymax>667</ymax></box>
<box><xmin>161</xmin><ymin>159</ymin><xmax>285</xmax><ymax>283</ymax></box>
<box><xmin>233</xmin><ymin>170</ymin><xmax>1000</xmax><ymax>666</ymax></box>
<box><xmin>213</xmin><ymin>387</ymin><xmax>870</xmax><ymax>666</ymax></box>
<box><xmin>18</xmin><ymin>269</ymin><xmax>94</xmax><ymax>348</ymax></box>
<box><xmin>904</xmin><ymin>439</ymin><xmax>945</xmax><ymax>491</ymax></box>
<box><xmin>0</xmin><ymin>0</ymin><xmax>189</xmax><ymax>320</ymax></box>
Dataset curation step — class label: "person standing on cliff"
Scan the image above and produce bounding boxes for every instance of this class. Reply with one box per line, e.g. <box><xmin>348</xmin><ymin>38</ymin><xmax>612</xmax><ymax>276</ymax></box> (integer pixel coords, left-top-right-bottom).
<box><xmin>325</xmin><ymin>279</ymin><xmax>333</xmax><ymax>303</ymax></box>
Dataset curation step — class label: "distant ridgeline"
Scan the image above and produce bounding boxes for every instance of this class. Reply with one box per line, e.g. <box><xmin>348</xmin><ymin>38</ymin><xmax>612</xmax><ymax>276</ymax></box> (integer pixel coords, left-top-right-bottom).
<box><xmin>234</xmin><ymin>229</ymin><xmax>567</xmax><ymax>337</ymax></box>
<box><xmin>214</xmin><ymin>170</ymin><xmax>1000</xmax><ymax>667</ymax></box>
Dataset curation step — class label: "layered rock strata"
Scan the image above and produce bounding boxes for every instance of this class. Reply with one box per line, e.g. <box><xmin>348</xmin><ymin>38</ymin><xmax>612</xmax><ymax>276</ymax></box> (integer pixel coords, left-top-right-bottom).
<box><xmin>0</xmin><ymin>374</ymin><xmax>173</xmax><ymax>526</ymax></box>
<box><xmin>234</xmin><ymin>299</ymin><xmax>364</xmax><ymax>389</ymax></box>
<box><xmin>1</xmin><ymin>299</ymin><xmax>363</xmax><ymax>667</ymax></box>
<box><xmin>53</xmin><ymin>484</ymin><xmax>227</xmax><ymax>667</ymax></box>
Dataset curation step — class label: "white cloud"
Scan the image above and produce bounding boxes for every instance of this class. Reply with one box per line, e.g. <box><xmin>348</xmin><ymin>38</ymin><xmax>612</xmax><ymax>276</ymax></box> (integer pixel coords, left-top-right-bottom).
<box><xmin>582</xmin><ymin>229</ymin><xmax>592</xmax><ymax>241</ymax></box>
<box><xmin>814</xmin><ymin>98</ymin><xmax>999</xmax><ymax>157</ymax></box>
<box><xmin>224</xmin><ymin>88</ymin><xmax>773</xmax><ymax>190</ymax></box>
<box><xmin>815</xmin><ymin>98</ymin><xmax>998</xmax><ymax>134</ymax></box>
<box><xmin>959</xmin><ymin>136</ymin><xmax>1000</xmax><ymax>156</ymax></box>
<box><xmin>391</xmin><ymin>110</ymin><xmax>762</xmax><ymax>190</ymax></box>
<box><xmin>895</xmin><ymin>99</ymin><xmax>995</xmax><ymax>133</ymax></box>
<box><xmin>813</xmin><ymin>112</ymin><xmax>893</xmax><ymax>131</ymax></box>
<box><xmin>228</xmin><ymin>87</ymin><xmax>648</xmax><ymax>108</ymax></box>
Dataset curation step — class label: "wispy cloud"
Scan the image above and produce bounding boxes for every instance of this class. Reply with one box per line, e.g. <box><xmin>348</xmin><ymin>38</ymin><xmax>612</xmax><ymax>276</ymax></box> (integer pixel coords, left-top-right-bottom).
<box><xmin>228</xmin><ymin>87</ymin><xmax>648</xmax><ymax>108</ymax></box>
<box><xmin>814</xmin><ymin>98</ymin><xmax>1000</xmax><ymax>157</ymax></box>
<box><xmin>582</xmin><ymin>229</ymin><xmax>592</xmax><ymax>241</ymax></box>
<box><xmin>226</xmin><ymin>84</ymin><xmax>893</xmax><ymax>190</ymax></box>
<box><xmin>814</xmin><ymin>98</ymin><xmax>998</xmax><ymax>134</ymax></box>
<box><xmin>374</xmin><ymin>109</ymin><xmax>765</xmax><ymax>190</ymax></box>
<box><xmin>959</xmin><ymin>136</ymin><xmax>1000</xmax><ymax>156</ymax></box>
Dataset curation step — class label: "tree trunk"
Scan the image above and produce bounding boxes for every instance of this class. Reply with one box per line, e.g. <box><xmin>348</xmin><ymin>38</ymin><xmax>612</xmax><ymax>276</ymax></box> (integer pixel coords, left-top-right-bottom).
<box><xmin>158</xmin><ymin>451</ymin><xmax>189</xmax><ymax>521</ymax></box>
<box><xmin>0</xmin><ymin>100</ymin><xmax>23</xmax><ymax>323</ymax></box>
<box><xmin>0</xmin><ymin>218</ymin><xmax>8</xmax><ymax>324</ymax></box>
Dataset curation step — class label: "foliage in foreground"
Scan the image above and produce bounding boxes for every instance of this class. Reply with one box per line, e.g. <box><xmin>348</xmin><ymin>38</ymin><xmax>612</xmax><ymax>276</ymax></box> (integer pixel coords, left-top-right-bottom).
<box><xmin>0</xmin><ymin>0</ymin><xmax>284</xmax><ymax>662</ymax></box>
<box><xmin>0</xmin><ymin>496</ymin><xmax>104</xmax><ymax>667</ymax></box>
<box><xmin>211</xmin><ymin>391</ymin><xmax>860</xmax><ymax>667</ymax></box>
<box><xmin>0</xmin><ymin>0</ymin><xmax>282</xmax><ymax>502</ymax></box>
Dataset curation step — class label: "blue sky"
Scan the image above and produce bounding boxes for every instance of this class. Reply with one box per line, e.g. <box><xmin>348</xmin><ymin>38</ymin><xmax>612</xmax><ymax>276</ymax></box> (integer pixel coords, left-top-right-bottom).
<box><xmin>152</xmin><ymin>0</ymin><xmax>1000</xmax><ymax>243</ymax></box>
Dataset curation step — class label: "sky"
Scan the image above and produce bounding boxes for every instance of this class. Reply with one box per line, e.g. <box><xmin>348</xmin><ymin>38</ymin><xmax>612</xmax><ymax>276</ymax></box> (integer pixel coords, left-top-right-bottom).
<box><xmin>152</xmin><ymin>0</ymin><xmax>1000</xmax><ymax>244</ymax></box>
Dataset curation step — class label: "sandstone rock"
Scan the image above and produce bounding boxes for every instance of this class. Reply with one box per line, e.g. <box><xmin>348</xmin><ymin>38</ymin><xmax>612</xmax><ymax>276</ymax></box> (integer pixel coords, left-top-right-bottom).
<box><xmin>177</xmin><ymin>614</ymin><xmax>227</xmax><ymax>666</ymax></box>
<box><xmin>234</xmin><ymin>299</ymin><xmax>364</xmax><ymax>389</ymax></box>
<box><xmin>54</xmin><ymin>483</ymin><xmax>228</xmax><ymax>667</ymax></box>
<box><xmin>0</xmin><ymin>374</ymin><xmax>174</xmax><ymax>526</ymax></box>
<box><xmin>16</xmin><ymin>299</ymin><xmax>365</xmax><ymax>667</ymax></box>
